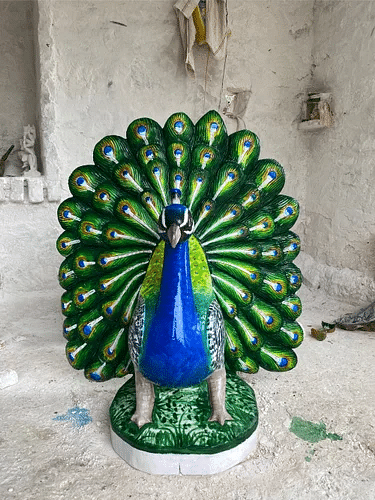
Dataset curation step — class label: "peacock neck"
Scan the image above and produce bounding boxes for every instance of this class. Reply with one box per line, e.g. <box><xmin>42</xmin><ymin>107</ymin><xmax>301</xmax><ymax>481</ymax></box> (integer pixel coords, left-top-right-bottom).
<box><xmin>139</xmin><ymin>238</ymin><xmax>211</xmax><ymax>387</ymax></box>
<box><xmin>157</xmin><ymin>239</ymin><xmax>196</xmax><ymax>342</ymax></box>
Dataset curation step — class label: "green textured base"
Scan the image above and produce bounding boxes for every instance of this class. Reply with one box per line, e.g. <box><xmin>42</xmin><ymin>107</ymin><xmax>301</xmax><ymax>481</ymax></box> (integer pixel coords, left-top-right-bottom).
<box><xmin>109</xmin><ymin>372</ymin><xmax>258</xmax><ymax>457</ymax></box>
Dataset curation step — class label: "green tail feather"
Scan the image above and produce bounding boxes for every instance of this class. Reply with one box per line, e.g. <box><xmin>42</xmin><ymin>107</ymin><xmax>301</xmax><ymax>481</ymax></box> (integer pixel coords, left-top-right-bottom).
<box><xmin>226</xmin><ymin>130</ymin><xmax>260</xmax><ymax>170</ymax></box>
<box><xmin>58</xmin><ymin>256</ymin><xmax>78</xmax><ymax>290</ymax></box>
<box><xmin>93</xmin><ymin>135</ymin><xmax>134</xmax><ymax>172</ymax></box>
<box><xmin>112</xmin><ymin>160</ymin><xmax>145</xmax><ymax>194</ymax></box>
<box><xmin>69</xmin><ymin>165</ymin><xmax>106</xmax><ymax>203</ymax></box>
<box><xmin>166</xmin><ymin>142</ymin><xmax>191</xmax><ymax>171</ymax></box>
<box><xmin>163</xmin><ymin>112</ymin><xmax>194</xmax><ymax>144</ymax></box>
<box><xmin>56</xmin><ymin>231</ymin><xmax>81</xmax><ymax>257</ymax></box>
<box><xmin>126</xmin><ymin>117</ymin><xmax>164</xmax><ymax>152</ymax></box>
<box><xmin>194</xmin><ymin>110</ymin><xmax>228</xmax><ymax>152</ymax></box>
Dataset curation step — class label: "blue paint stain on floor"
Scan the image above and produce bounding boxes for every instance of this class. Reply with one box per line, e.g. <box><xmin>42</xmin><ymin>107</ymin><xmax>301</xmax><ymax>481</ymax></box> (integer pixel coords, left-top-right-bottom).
<box><xmin>53</xmin><ymin>406</ymin><xmax>92</xmax><ymax>428</ymax></box>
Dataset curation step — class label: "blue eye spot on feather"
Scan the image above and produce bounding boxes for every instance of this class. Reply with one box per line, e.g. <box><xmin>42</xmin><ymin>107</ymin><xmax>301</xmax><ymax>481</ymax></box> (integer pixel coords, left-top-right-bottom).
<box><xmin>231</xmin><ymin>209</ymin><xmax>237</xmax><ymax>215</ymax></box>
<box><xmin>106</xmin><ymin>307</ymin><xmax>113</xmax><ymax>315</ymax></box>
<box><xmin>204</xmin><ymin>152</ymin><xmax>211</xmax><ymax>160</ymax></box>
<box><xmin>229</xmin><ymin>307</ymin><xmax>235</xmax><ymax>314</ymax></box>
<box><xmin>250</xmin><ymin>194</ymin><xmax>256</xmax><ymax>201</ymax></box>
<box><xmin>63</xmin><ymin>210</ymin><xmax>70</xmax><ymax>218</ymax></box>
<box><xmin>250</xmin><ymin>273</ymin><xmax>256</xmax><ymax>280</ymax></box>
<box><xmin>103</xmin><ymin>145</ymin><xmax>113</xmax><ymax>156</ymax></box>
<box><xmin>122</xmin><ymin>205</ymin><xmax>129</xmax><ymax>213</ymax></box>
<box><xmin>122</xmin><ymin>170</ymin><xmax>129</xmax><ymax>177</ymax></box>
<box><xmin>100</xmin><ymin>258</ymin><xmax>107</xmax><ymax>265</ymax></box>
<box><xmin>107</xmin><ymin>348</ymin><xmax>114</xmax><ymax>355</ymax></box>
<box><xmin>278</xmin><ymin>358</ymin><xmax>288</xmax><ymax>367</ymax></box>
<box><xmin>137</xmin><ymin>125</ymin><xmax>147</xmax><ymax>135</ymax></box>
<box><xmin>76</xmin><ymin>176</ymin><xmax>85</xmax><ymax>186</ymax></box>
<box><xmin>83</xmin><ymin>324</ymin><xmax>92</xmax><ymax>335</ymax></box>
<box><xmin>268</xmin><ymin>170</ymin><xmax>277</xmax><ymax>179</ymax></box>
<box><xmin>239</xmin><ymin>229</ymin><xmax>245</xmax><ymax>235</ymax></box>
<box><xmin>110</xmin><ymin>231</ymin><xmax>117</xmax><ymax>238</ymax></box>
<box><xmin>100</xmin><ymin>283</ymin><xmax>106</xmax><ymax>290</ymax></box>
<box><xmin>78</xmin><ymin>294</ymin><xmax>85</xmax><ymax>303</ymax></box>
<box><xmin>291</xmin><ymin>243</ymin><xmax>298</xmax><ymax>250</ymax></box>
<box><xmin>197</xmin><ymin>177</ymin><xmax>203</xmax><ymax>183</ymax></box>
<box><xmin>291</xmin><ymin>275</ymin><xmax>299</xmax><ymax>284</ymax></box>
<box><xmin>274</xmin><ymin>283</ymin><xmax>282</xmax><ymax>292</ymax></box>
<box><xmin>68</xmin><ymin>353</ymin><xmax>75</xmax><ymax>361</ymax></box>
<box><xmin>242</xmin><ymin>293</ymin><xmax>248</xmax><ymax>299</ymax></box>
<box><xmin>210</xmin><ymin>122</ymin><xmax>219</xmax><ymax>131</ymax></box>
<box><xmin>175</xmin><ymin>175</ymin><xmax>182</xmax><ymax>181</ymax></box>
<box><xmin>251</xmin><ymin>338</ymin><xmax>258</xmax><ymax>345</ymax></box>
<box><xmin>262</xmin><ymin>222</ymin><xmax>269</xmax><ymax>228</ymax></box>
<box><xmin>85</xmin><ymin>225</ymin><xmax>92</xmax><ymax>232</ymax></box>
<box><xmin>228</xmin><ymin>172</ymin><xmax>235</xmax><ymax>180</ymax></box>
<box><xmin>146</xmin><ymin>149</ymin><xmax>153</xmax><ymax>158</ymax></box>
<box><xmin>174</xmin><ymin>149</ymin><xmax>182</xmax><ymax>158</ymax></box>
<box><xmin>99</xmin><ymin>192</ymin><xmax>108</xmax><ymax>200</ymax></box>
<box><xmin>291</xmin><ymin>304</ymin><xmax>299</xmax><ymax>312</ymax></box>
<box><xmin>153</xmin><ymin>167</ymin><xmax>160</xmax><ymax>175</ymax></box>
<box><xmin>205</xmin><ymin>204</ymin><xmax>211</xmax><ymax>211</ymax></box>
<box><xmin>285</xmin><ymin>207</ymin><xmax>294</xmax><ymax>215</ymax></box>
<box><xmin>90</xmin><ymin>373</ymin><xmax>101</xmax><ymax>381</ymax></box>
<box><xmin>293</xmin><ymin>334</ymin><xmax>298</xmax><ymax>341</ymax></box>
<box><xmin>266</xmin><ymin>316</ymin><xmax>274</xmax><ymax>325</ymax></box>
<box><xmin>244</xmin><ymin>140</ymin><xmax>251</xmax><ymax>149</ymax></box>
<box><xmin>250</xmin><ymin>249</ymin><xmax>256</xmax><ymax>255</ymax></box>
<box><xmin>78</xmin><ymin>260</ymin><xmax>85</xmax><ymax>268</ymax></box>
<box><xmin>62</xmin><ymin>273</ymin><xmax>67</xmax><ymax>279</ymax></box>
<box><xmin>61</xmin><ymin>242</ymin><xmax>67</xmax><ymax>248</ymax></box>
<box><xmin>174</xmin><ymin>121</ymin><xmax>183</xmax><ymax>132</ymax></box>
<box><xmin>145</xmin><ymin>196</ymin><xmax>151</xmax><ymax>202</ymax></box>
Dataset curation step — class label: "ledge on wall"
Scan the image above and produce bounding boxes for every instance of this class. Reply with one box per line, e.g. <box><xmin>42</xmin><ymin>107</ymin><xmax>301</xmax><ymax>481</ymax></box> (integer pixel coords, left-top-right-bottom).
<box><xmin>0</xmin><ymin>176</ymin><xmax>61</xmax><ymax>203</ymax></box>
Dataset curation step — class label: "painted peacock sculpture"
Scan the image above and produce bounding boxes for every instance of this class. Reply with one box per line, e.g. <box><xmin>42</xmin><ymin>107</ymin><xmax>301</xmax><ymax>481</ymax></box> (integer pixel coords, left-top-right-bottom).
<box><xmin>57</xmin><ymin>110</ymin><xmax>303</xmax><ymax>432</ymax></box>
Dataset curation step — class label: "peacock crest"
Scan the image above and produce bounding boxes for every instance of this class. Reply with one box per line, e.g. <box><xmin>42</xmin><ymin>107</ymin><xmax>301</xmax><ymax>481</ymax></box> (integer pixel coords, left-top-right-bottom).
<box><xmin>57</xmin><ymin>111</ymin><xmax>303</xmax><ymax>383</ymax></box>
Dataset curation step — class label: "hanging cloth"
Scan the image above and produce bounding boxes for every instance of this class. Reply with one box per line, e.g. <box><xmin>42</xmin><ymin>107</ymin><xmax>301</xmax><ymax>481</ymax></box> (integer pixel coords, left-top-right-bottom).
<box><xmin>174</xmin><ymin>0</ymin><xmax>229</xmax><ymax>76</ymax></box>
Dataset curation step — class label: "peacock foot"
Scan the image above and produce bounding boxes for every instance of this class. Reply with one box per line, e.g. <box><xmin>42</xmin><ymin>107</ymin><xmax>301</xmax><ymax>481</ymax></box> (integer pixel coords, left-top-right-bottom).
<box><xmin>131</xmin><ymin>369</ymin><xmax>155</xmax><ymax>428</ymax></box>
<box><xmin>207</xmin><ymin>367</ymin><xmax>232</xmax><ymax>425</ymax></box>
<box><xmin>208</xmin><ymin>409</ymin><xmax>233</xmax><ymax>426</ymax></box>
<box><xmin>130</xmin><ymin>412</ymin><xmax>153</xmax><ymax>429</ymax></box>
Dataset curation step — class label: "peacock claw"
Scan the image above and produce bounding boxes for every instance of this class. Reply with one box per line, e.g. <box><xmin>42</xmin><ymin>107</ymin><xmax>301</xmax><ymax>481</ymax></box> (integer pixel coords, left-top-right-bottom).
<box><xmin>131</xmin><ymin>413</ymin><xmax>153</xmax><ymax>429</ymax></box>
<box><xmin>209</xmin><ymin>410</ymin><xmax>233</xmax><ymax>426</ymax></box>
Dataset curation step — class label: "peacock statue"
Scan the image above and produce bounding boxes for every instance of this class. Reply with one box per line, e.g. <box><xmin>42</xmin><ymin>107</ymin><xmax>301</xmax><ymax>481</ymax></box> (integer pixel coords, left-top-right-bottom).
<box><xmin>57</xmin><ymin>110</ymin><xmax>303</xmax><ymax>434</ymax></box>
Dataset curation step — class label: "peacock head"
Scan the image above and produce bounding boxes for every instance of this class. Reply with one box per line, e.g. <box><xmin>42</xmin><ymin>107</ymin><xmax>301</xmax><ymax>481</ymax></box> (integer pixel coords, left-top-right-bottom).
<box><xmin>158</xmin><ymin>189</ymin><xmax>194</xmax><ymax>248</ymax></box>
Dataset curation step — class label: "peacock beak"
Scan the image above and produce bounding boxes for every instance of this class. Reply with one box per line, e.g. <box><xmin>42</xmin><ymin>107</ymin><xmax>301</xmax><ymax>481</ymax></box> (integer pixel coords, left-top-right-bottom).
<box><xmin>167</xmin><ymin>223</ymin><xmax>181</xmax><ymax>248</ymax></box>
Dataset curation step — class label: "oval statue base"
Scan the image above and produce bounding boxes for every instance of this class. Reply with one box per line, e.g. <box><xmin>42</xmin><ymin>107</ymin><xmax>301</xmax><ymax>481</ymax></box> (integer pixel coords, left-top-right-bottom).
<box><xmin>109</xmin><ymin>372</ymin><xmax>258</xmax><ymax>475</ymax></box>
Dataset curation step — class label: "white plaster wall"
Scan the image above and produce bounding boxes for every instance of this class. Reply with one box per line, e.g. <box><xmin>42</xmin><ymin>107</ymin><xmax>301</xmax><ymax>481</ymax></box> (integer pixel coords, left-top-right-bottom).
<box><xmin>304</xmin><ymin>0</ymin><xmax>375</xmax><ymax>280</ymax></box>
<box><xmin>1</xmin><ymin>0</ymin><xmax>315</xmax><ymax>295</ymax></box>
<box><xmin>0</xmin><ymin>0</ymin><xmax>37</xmax><ymax>174</ymax></box>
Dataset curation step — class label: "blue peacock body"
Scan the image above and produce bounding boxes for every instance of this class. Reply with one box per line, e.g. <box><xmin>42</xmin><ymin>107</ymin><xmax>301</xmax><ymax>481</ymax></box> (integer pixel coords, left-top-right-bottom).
<box><xmin>57</xmin><ymin>110</ymin><xmax>303</xmax><ymax>387</ymax></box>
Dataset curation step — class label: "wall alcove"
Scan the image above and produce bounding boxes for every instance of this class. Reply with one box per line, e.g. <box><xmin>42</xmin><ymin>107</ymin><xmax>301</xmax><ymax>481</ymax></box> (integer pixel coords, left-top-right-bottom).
<box><xmin>0</xmin><ymin>0</ymin><xmax>61</xmax><ymax>204</ymax></box>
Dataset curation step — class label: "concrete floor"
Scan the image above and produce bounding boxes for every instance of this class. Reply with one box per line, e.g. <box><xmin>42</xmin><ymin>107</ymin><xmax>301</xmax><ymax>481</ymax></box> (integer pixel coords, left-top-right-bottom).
<box><xmin>1</xmin><ymin>284</ymin><xmax>374</xmax><ymax>500</ymax></box>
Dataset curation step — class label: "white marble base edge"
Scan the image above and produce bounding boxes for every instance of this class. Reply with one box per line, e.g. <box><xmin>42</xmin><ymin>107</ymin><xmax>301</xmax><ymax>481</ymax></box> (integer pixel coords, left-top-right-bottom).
<box><xmin>110</xmin><ymin>426</ymin><xmax>258</xmax><ymax>475</ymax></box>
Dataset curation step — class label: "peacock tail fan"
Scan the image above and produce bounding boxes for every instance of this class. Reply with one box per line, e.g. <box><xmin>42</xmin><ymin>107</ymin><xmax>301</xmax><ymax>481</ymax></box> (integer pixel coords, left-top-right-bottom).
<box><xmin>57</xmin><ymin>110</ymin><xmax>303</xmax><ymax>382</ymax></box>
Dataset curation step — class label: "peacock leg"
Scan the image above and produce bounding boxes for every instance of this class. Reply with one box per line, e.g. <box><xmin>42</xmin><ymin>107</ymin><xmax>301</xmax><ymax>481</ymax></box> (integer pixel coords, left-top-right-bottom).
<box><xmin>207</xmin><ymin>367</ymin><xmax>233</xmax><ymax>425</ymax></box>
<box><xmin>131</xmin><ymin>369</ymin><xmax>155</xmax><ymax>428</ymax></box>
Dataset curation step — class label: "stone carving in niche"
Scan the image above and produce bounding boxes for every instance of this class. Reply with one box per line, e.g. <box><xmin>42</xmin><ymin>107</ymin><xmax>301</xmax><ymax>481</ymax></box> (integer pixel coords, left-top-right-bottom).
<box><xmin>19</xmin><ymin>125</ymin><xmax>40</xmax><ymax>177</ymax></box>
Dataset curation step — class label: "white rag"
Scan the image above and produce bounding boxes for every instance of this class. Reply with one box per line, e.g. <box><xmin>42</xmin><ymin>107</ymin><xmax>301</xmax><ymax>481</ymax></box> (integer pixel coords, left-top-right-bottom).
<box><xmin>174</xmin><ymin>0</ymin><xmax>229</xmax><ymax>76</ymax></box>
